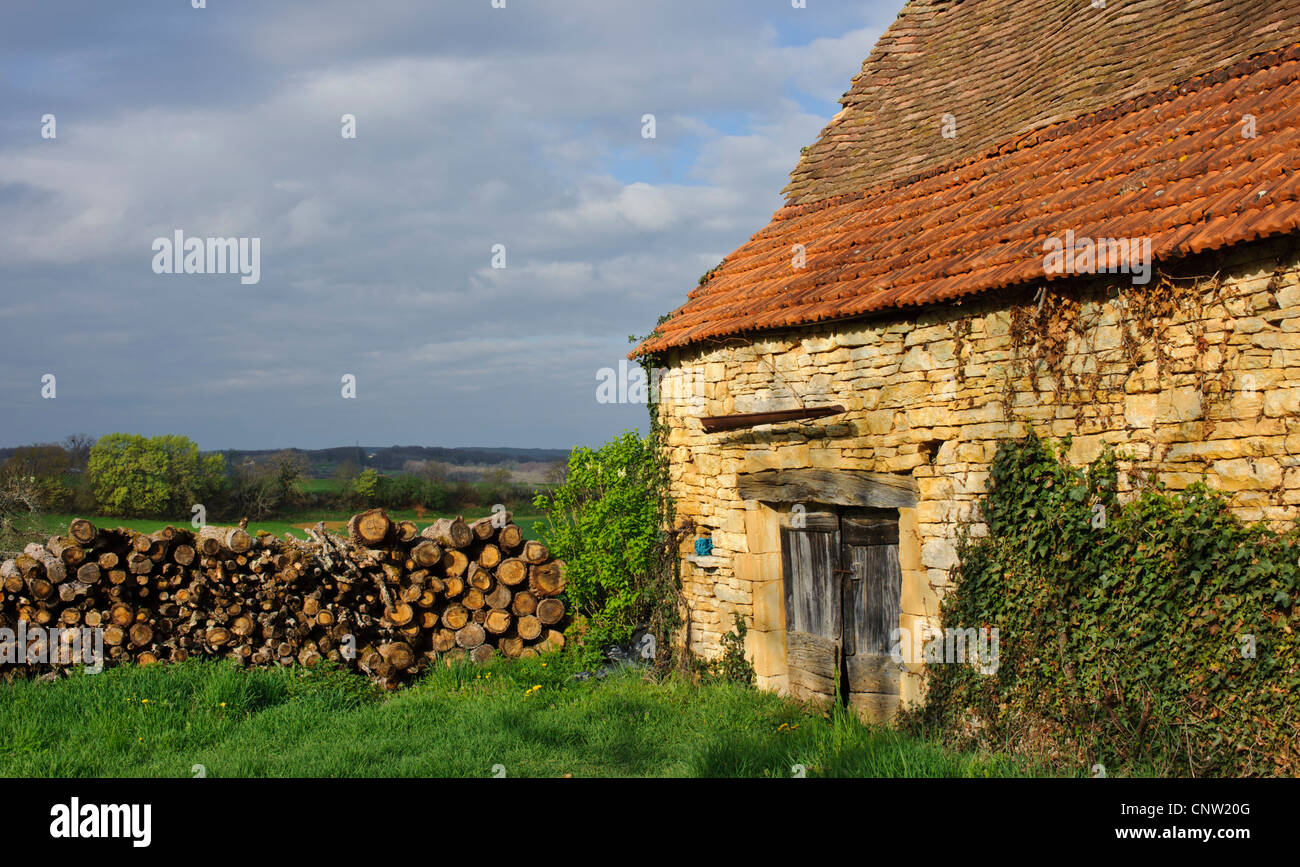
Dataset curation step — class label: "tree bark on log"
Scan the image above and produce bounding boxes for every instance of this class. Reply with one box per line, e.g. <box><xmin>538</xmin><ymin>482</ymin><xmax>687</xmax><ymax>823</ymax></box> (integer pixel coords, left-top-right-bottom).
<box><xmin>0</xmin><ymin>510</ymin><xmax>566</xmax><ymax>683</ymax></box>
<box><xmin>484</xmin><ymin>583</ymin><xmax>512</xmax><ymax>611</ymax></box>
<box><xmin>511</xmin><ymin>590</ymin><xmax>537</xmax><ymax>617</ymax></box>
<box><xmin>424</xmin><ymin>517</ymin><xmax>472</xmax><ymax>549</ymax></box>
<box><xmin>469</xmin><ymin>514</ymin><xmax>507</xmax><ymax>541</ymax></box>
<box><xmin>520</xmin><ymin>540</ymin><xmax>549</xmax><ymax>564</ymax></box>
<box><xmin>68</xmin><ymin>518</ymin><xmax>97</xmax><ymax>545</ymax></box>
<box><xmin>497</xmin><ymin>558</ymin><xmax>527</xmax><ymax>587</ymax></box>
<box><xmin>516</xmin><ymin>614</ymin><xmax>542</xmax><ymax>641</ymax></box>
<box><xmin>442</xmin><ymin>603</ymin><xmax>470</xmax><ymax>630</ymax></box>
<box><xmin>483</xmin><ymin>609</ymin><xmax>512</xmax><ymax>635</ymax></box>
<box><xmin>348</xmin><ymin>509</ymin><xmax>392</xmax><ymax>547</ymax></box>
<box><xmin>536</xmin><ymin>598</ymin><xmax>565</xmax><ymax>625</ymax></box>
<box><xmin>467</xmin><ymin>563</ymin><xmax>493</xmax><ymax>592</ymax></box>
<box><xmin>455</xmin><ymin>623</ymin><xmax>485</xmax><ymax>649</ymax></box>
<box><xmin>497</xmin><ymin>524</ymin><xmax>523</xmax><ymax>550</ymax></box>
<box><xmin>528</xmin><ymin>561</ymin><xmax>566</xmax><ymax>598</ymax></box>
<box><xmin>476</xmin><ymin>544</ymin><xmax>502</xmax><ymax>570</ymax></box>
<box><xmin>410</xmin><ymin>540</ymin><xmax>443</xmax><ymax>568</ymax></box>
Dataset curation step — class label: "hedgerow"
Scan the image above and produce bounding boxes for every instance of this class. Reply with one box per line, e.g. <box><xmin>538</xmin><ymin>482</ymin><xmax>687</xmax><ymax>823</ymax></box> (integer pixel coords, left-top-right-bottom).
<box><xmin>906</xmin><ymin>434</ymin><xmax>1300</xmax><ymax>776</ymax></box>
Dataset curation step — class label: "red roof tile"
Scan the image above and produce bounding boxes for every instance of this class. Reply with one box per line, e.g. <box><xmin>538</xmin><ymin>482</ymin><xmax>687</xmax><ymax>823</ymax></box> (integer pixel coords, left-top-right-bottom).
<box><xmin>636</xmin><ymin>45</ymin><xmax>1300</xmax><ymax>356</ymax></box>
<box><xmin>784</xmin><ymin>0</ymin><xmax>1300</xmax><ymax>205</ymax></box>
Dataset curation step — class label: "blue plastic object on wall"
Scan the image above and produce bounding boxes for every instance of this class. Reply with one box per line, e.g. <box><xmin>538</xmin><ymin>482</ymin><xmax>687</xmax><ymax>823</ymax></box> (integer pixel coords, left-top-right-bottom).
<box><xmin>693</xmin><ymin>536</ymin><xmax>714</xmax><ymax>556</ymax></box>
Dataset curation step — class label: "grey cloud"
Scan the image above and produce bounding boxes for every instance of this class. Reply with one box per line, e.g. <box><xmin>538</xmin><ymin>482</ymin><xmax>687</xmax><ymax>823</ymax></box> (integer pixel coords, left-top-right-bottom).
<box><xmin>0</xmin><ymin>0</ymin><xmax>893</xmax><ymax>449</ymax></box>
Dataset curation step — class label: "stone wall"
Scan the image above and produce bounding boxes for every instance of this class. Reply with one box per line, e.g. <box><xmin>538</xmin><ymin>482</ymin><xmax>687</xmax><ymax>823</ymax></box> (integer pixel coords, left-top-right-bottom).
<box><xmin>654</xmin><ymin>235</ymin><xmax>1300</xmax><ymax>707</ymax></box>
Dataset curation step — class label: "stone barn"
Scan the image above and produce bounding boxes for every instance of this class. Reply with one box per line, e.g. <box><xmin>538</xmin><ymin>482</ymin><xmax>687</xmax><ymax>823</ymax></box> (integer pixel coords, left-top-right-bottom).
<box><xmin>633</xmin><ymin>0</ymin><xmax>1300</xmax><ymax>718</ymax></box>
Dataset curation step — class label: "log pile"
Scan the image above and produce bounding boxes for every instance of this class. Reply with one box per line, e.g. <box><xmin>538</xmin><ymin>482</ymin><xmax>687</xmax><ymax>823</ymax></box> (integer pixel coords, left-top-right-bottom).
<box><xmin>0</xmin><ymin>510</ymin><xmax>566</xmax><ymax>686</ymax></box>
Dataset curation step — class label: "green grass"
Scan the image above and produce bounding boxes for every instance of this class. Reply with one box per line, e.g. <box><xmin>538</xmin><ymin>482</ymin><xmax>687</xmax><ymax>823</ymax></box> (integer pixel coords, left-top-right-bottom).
<box><xmin>296</xmin><ymin>478</ymin><xmax>345</xmax><ymax>493</ymax></box>
<box><xmin>0</xmin><ymin>656</ymin><xmax>1045</xmax><ymax>778</ymax></box>
<box><xmin>35</xmin><ymin>510</ymin><xmax>547</xmax><ymax>542</ymax></box>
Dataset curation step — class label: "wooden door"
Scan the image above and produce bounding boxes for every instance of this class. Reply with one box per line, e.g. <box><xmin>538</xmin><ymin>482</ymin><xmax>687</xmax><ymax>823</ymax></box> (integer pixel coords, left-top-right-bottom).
<box><xmin>840</xmin><ymin>512</ymin><xmax>903</xmax><ymax>718</ymax></box>
<box><xmin>780</xmin><ymin>510</ymin><xmax>841</xmax><ymax>703</ymax></box>
<box><xmin>780</xmin><ymin>508</ymin><xmax>902</xmax><ymax>718</ymax></box>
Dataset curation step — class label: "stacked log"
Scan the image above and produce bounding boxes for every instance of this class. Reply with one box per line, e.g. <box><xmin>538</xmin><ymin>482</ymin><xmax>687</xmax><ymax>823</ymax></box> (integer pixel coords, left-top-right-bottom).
<box><xmin>0</xmin><ymin>510</ymin><xmax>566</xmax><ymax>686</ymax></box>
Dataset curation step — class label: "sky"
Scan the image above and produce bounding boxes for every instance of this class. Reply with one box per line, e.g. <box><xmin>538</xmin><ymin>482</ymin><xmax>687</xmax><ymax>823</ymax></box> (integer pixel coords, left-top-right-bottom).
<box><xmin>0</xmin><ymin>0</ymin><xmax>895</xmax><ymax>451</ymax></box>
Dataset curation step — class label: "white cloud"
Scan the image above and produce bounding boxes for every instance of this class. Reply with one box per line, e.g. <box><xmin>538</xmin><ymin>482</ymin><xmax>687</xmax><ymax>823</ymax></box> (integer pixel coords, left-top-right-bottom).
<box><xmin>0</xmin><ymin>0</ymin><xmax>896</xmax><ymax>448</ymax></box>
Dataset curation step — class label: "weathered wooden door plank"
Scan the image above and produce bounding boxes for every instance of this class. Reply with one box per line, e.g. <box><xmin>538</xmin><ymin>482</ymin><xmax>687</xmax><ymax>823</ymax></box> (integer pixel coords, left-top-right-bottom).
<box><xmin>780</xmin><ymin>525</ymin><xmax>840</xmax><ymax>639</ymax></box>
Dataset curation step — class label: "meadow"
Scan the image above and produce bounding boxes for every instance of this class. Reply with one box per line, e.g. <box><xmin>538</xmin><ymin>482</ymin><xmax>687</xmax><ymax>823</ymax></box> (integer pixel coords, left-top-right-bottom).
<box><xmin>34</xmin><ymin>509</ymin><xmax>546</xmax><ymax>542</ymax></box>
<box><xmin>0</xmin><ymin>655</ymin><xmax>1045</xmax><ymax>778</ymax></box>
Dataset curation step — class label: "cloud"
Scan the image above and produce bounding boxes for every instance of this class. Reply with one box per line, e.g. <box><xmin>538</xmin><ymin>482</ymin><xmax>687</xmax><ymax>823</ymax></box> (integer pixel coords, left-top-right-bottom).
<box><xmin>0</xmin><ymin>0</ymin><xmax>892</xmax><ymax>449</ymax></box>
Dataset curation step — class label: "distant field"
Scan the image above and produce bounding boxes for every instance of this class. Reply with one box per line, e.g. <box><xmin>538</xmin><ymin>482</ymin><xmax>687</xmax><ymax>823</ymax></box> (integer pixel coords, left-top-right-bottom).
<box><xmin>297</xmin><ymin>478</ymin><xmax>344</xmax><ymax>493</ymax></box>
<box><xmin>35</xmin><ymin>510</ymin><xmax>547</xmax><ymax>542</ymax></box>
<box><xmin>297</xmin><ymin>476</ymin><xmax>558</xmax><ymax>493</ymax></box>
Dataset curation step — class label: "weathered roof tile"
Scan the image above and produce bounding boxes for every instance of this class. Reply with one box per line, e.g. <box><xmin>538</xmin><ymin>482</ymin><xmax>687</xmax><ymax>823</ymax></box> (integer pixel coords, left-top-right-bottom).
<box><xmin>784</xmin><ymin>0</ymin><xmax>1300</xmax><ymax>205</ymax></box>
<box><xmin>637</xmin><ymin>45</ymin><xmax>1300</xmax><ymax>356</ymax></box>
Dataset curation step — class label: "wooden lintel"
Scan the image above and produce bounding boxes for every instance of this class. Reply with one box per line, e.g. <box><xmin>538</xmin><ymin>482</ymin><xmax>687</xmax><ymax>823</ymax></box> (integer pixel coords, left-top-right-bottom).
<box><xmin>737</xmin><ymin>468</ymin><xmax>918</xmax><ymax>509</ymax></box>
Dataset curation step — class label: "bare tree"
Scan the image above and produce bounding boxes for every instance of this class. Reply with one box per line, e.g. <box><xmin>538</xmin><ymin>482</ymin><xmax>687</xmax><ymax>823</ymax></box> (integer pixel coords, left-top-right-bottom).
<box><xmin>64</xmin><ymin>433</ymin><xmax>96</xmax><ymax>470</ymax></box>
<box><xmin>333</xmin><ymin>460</ymin><xmax>361</xmax><ymax>484</ymax></box>
<box><xmin>3</xmin><ymin>443</ymin><xmax>70</xmax><ymax>478</ymax></box>
<box><xmin>228</xmin><ymin>458</ymin><xmax>279</xmax><ymax>521</ymax></box>
<box><xmin>545</xmin><ymin>460</ymin><xmax>569</xmax><ymax>486</ymax></box>
<box><xmin>0</xmin><ymin>467</ymin><xmax>42</xmax><ymax>554</ymax></box>
<box><xmin>265</xmin><ymin>450</ymin><xmax>311</xmax><ymax>505</ymax></box>
<box><xmin>407</xmin><ymin>459</ymin><xmax>448</xmax><ymax>482</ymax></box>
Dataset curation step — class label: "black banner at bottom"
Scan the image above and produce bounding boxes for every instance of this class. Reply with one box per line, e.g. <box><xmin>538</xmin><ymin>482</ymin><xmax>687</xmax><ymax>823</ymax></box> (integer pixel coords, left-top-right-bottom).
<box><xmin>6</xmin><ymin>776</ymin><xmax>1287</xmax><ymax>855</ymax></box>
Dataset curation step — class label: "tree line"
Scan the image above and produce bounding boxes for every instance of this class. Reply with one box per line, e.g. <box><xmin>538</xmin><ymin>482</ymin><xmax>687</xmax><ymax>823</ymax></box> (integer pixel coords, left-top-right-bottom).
<box><xmin>0</xmin><ymin>433</ymin><xmax>550</xmax><ymax>528</ymax></box>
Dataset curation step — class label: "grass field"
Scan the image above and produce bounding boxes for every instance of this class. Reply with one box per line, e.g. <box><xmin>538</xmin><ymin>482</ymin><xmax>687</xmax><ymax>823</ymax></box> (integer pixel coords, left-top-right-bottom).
<box><xmin>34</xmin><ymin>510</ymin><xmax>547</xmax><ymax>542</ymax></box>
<box><xmin>0</xmin><ymin>655</ymin><xmax>1043</xmax><ymax>778</ymax></box>
<box><xmin>296</xmin><ymin>478</ymin><xmax>345</xmax><ymax>493</ymax></box>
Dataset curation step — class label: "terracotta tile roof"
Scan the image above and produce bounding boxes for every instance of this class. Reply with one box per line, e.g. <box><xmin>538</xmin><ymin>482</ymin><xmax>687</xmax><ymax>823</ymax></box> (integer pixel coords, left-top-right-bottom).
<box><xmin>636</xmin><ymin>44</ymin><xmax>1300</xmax><ymax>356</ymax></box>
<box><xmin>784</xmin><ymin>0</ymin><xmax>1300</xmax><ymax>205</ymax></box>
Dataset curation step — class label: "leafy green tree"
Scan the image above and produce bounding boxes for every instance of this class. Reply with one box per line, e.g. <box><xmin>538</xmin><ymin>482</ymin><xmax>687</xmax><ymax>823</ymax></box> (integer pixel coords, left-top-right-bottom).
<box><xmin>88</xmin><ymin>434</ymin><xmax>225</xmax><ymax>517</ymax></box>
<box><xmin>533</xmin><ymin>431</ymin><xmax>661</xmax><ymax>651</ymax></box>
<box><xmin>352</xmin><ymin>468</ymin><xmax>381</xmax><ymax>504</ymax></box>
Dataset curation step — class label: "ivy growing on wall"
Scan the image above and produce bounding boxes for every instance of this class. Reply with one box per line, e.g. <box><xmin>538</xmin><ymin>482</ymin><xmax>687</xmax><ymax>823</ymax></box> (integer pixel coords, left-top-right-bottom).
<box><xmin>905</xmin><ymin>434</ymin><xmax>1300</xmax><ymax>776</ymax></box>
